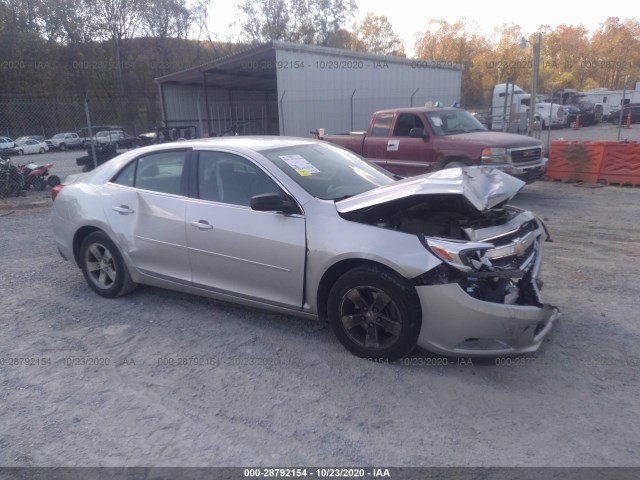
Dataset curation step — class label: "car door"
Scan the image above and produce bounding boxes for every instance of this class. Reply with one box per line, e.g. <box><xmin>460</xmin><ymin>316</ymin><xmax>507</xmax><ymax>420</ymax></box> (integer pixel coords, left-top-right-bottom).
<box><xmin>185</xmin><ymin>150</ymin><xmax>306</xmax><ymax>308</ymax></box>
<box><xmin>384</xmin><ymin>112</ymin><xmax>436</xmax><ymax>176</ymax></box>
<box><xmin>101</xmin><ymin>149</ymin><xmax>192</xmax><ymax>283</ymax></box>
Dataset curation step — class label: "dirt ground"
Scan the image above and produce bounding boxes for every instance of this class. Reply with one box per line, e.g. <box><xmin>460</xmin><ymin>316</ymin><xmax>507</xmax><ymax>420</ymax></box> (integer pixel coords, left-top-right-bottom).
<box><xmin>0</xmin><ymin>180</ymin><xmax>639</xmax><ymax>467</ymax></box>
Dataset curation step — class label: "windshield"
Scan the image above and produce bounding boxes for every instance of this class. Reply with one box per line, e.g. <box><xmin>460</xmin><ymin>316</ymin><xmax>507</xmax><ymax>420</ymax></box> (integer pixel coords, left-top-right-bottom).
<box><xmin>53</xmin><ymin>134</ymin><xmax>66</xmax><ymax>138</ymax></box>
<box><xmin>425</xmin><ymin>110</ymin><xmax>487</xmax><ymax>135</ymax></box>
<box><xmin>260</xmin><ymin>143</ymin><xmax>395</xmax><ymax>201</ymax></box>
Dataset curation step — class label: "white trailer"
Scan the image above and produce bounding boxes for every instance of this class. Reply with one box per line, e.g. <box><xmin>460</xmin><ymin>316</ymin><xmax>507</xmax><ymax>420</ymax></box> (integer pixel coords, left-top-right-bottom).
<box><xmin>579</xmin><ymin>87</ymin><xmax>640</xmax><ymax>119</ymax></box>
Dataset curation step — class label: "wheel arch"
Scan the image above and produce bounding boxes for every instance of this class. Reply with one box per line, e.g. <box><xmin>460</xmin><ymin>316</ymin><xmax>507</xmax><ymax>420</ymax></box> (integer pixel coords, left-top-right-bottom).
<box><xmin>434</xmin><ymin>155</ymin><xmax>472</xmax><ymax>170</ymax></box>
<box><xmin>316</xmin><ymin>258</ymin><xmax>413</xmax><ymax>322</ymax></box>
<box><xmin>72</xmin><ymin>226</ymin><xmax>103</xmax><ymax>266</ymax></box>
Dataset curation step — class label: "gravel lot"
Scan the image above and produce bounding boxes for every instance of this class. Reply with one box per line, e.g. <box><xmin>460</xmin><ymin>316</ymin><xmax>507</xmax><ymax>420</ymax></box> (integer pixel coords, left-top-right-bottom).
<box><xmin>1</xmin><ymin>179</ymin><xmax>639</xmax><ymax>467</ymax></box>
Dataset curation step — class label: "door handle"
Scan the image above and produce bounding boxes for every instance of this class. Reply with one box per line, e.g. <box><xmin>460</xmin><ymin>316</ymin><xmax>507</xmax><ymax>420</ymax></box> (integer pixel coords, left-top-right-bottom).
<box><xmin>112</xmin><ymin>205</ymin><xmax>134</xmax><ymax>214</ymax></box>
<box><xmin>190</xmin><ymin>220</ymin><xmax>213</xmax><ymax>230</ymax></box>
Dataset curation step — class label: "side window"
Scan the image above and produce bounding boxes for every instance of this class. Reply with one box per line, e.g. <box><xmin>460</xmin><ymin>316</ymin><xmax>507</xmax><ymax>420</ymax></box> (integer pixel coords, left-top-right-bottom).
<box><xmin>393</xmin><ymin>114</ymin><xmax>424</xmax><ymax>137</ymax></box>
<box><xmin>112</xmin><ymin>150</ymin><xmax>187</xmax><ymax>195</ymax></box>
<box><xmin>113</xmin><ymin>160</ymin><xmax>137</xmax><ymax>187</ymax></box>
<box><xmin>197</xmin><ymin>151</ymin><xmax>281</xmax><ymax>206</ymax></box>
<box><xmin>370</xmin><ymin>113</ymin><xmax>394</xmax><ymax>137</ymax></box>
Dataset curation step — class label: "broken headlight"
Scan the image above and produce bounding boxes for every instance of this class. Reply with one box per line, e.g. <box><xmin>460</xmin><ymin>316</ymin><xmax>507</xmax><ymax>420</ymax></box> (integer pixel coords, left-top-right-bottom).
<box><xmin>424</xmin><ymin>237</ymin><xmax>494</xmax><ymax>273</ymax></box>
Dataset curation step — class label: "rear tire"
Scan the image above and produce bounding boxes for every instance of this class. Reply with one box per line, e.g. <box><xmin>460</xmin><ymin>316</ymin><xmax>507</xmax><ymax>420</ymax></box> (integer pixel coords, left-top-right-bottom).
<box><xmin>32</xmin><ymin>176</ymin><xmax>46</xmax><ymax>191</ymax></box>
<box><xmin>59</xmin><ymin>143</ymin><xmax>66</xmax><ymax>151</ymax></box>
<box><xmin>39</xmin><ymin>147</ymin><xmax>45</xmax><ymax>153</ymax></box>
<box><xmin>79</xmin><ymin>231</ymin><xmax>137</xmax><ymax>298</ymax></box>
<box><xmin>327</xmin><ymin>265</ymin><xmax>422</xmax><ymax>361</ymax></box>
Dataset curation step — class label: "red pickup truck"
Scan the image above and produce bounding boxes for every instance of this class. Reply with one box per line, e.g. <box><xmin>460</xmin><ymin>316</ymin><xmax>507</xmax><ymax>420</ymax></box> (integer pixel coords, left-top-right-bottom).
<box><xmin>319</xmin><ymin>107</ymin><xmax>547</xmax><ymax>182</ymax></box>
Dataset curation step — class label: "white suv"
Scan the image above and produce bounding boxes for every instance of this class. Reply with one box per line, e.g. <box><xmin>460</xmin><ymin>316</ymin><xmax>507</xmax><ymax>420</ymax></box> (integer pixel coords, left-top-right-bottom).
<box><xmin>94</xmin><ymin>130</ymin><xmax>126</xmax><ymax>144</ymax></box>
<box><xmin>46</xmin><ymin>133</ymin><xmax>83</xmax><ymax>151</ymax></box>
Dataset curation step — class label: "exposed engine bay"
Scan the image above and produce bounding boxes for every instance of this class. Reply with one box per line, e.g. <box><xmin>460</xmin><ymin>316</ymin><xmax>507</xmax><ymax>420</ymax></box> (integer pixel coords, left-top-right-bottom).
<box><xmin>340</xmin><ymin>194</ymin><xmax>547</xmax><ymax>308</ymax></box>
<box><xmin>339</xmin><ymin>194</ymin><xmax>519</xmax><ymax>240</ymax></box>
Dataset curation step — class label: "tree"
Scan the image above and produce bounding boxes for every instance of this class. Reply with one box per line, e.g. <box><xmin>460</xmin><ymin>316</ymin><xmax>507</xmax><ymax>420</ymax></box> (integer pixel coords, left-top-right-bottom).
<box><xmin>351</xmin><ymin>13</ymin><xmax>405</xmax><ymax>56</ymax></box>
<box><xmin>415</xmin><ymin>19</ymin><xmax>493</xmax><ymax>107</ymax></box>
<box><xmin>589</xmin><ymin>17</ymin><xmax>640</xmax><ymax>89</ymax></box>
<box><xmin>236</xmin><ymin>0</ymin><xmax>356</xmax><ymax>45</ymax></box>
<box><xmin>91</xmin><ymin>0</ymin><xmax>148</xmax><ymax>92</ymax></box>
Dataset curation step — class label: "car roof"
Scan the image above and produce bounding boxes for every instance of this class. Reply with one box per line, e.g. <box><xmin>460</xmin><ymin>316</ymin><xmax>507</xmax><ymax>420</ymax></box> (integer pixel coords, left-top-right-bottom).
<box><xmin>141</xmin><ymin>136</ymin><xmax>320</xmax><ymax>151</ymax></box>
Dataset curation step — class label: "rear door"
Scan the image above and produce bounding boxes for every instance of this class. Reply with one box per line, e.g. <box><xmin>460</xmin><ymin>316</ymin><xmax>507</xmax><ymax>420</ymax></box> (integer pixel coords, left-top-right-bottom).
<box><xmin>102</xmin><ymin>149</ymin><xmax>191</xmax><ymax>283</ymax></box>
<box><xmin>185</xmin><ymin>150</ymin><xmax>306</xmax><ymax>308</ymax></box>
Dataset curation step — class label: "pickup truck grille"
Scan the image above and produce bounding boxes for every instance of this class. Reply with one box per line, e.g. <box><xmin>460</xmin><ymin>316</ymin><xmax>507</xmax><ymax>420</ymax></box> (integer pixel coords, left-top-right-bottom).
<box><xmin>510</xmin><ymin>147</ymin><xmax>542</xmax><ymax>164</ymax></box>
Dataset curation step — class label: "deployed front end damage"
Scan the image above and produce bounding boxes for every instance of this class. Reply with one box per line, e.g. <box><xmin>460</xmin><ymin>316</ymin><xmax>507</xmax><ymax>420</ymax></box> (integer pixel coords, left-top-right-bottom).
<box><xmin>338</xmin><ymin>167</ymin><xmax>559</xmax><ymax>356</ymax></box>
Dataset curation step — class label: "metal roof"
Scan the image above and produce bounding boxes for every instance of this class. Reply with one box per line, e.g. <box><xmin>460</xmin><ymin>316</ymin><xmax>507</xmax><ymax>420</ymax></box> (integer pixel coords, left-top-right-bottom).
<box><xmin>155</xmin><ymin>41</ymin><xmax>462</xmax><ymax>90</ymax></box>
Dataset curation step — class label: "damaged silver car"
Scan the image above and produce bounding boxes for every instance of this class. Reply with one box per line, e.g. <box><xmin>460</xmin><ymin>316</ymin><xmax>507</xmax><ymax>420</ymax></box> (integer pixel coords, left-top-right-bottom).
<box><xmin>51</xmin><ymin>137</ymin><xmax>558</xmax><ymax>361</ymax></box>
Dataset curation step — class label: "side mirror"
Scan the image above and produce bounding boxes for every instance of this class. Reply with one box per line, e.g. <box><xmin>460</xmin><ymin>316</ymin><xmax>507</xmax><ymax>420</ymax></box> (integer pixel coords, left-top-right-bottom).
<box><xmin>409</xmin><ymin>128</ymin><xmax>427</xmax><ymax>139</ymax></box>
<box><xmin>250</xmin><ymin>192</ymin><xmax>299</xmax><ymax>214</ymax></box>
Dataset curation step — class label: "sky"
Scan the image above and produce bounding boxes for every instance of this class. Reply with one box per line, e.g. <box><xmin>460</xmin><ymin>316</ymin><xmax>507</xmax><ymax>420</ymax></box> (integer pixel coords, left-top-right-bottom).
<box><xmin>208</xmin><ymin>0</ymin><xmax>638</xmax><ymax>57</ymax></box>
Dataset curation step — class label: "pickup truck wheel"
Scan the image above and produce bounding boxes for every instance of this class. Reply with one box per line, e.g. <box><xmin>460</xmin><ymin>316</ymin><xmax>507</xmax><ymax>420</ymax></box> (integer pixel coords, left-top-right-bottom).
<box><xmin>59</xmin><ymin>143</ymin><xmax>66</xmax><ymax>151</ymax></box>
<box><xmin>328</xmin><ymin>266</ymin><xmax>421</xmax><ymax>361</ymax></box>
<box><xmin>444</xmin><ymin>160</ymin><xmax>468</xmax><ymax>169</ymax></box>
<box><xmin>80</xmin><ymin>232</ymin><xmax>137</xmax><ymax>298</ymax></box>
<box><xmin>39</xmin><ymin>147</ymin><xmax>45</xmax><ymax>153</ymax></box>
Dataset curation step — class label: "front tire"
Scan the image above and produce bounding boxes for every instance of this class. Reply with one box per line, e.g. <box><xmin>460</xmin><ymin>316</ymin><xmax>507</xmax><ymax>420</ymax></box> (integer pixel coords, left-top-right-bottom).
<box><xmin>327</xmin><ymin>266</ymin><xmax>422</xmax><ymax>361</ymax></box>
<box><xmin>59</xmin><ymin>143</ymin><xmax>66</xmax><ymax>151</ymax></box>
<box><xmin>79</xmin><ymin>232</ymin><xmax>137</xmax><ymax>298</ymax></box>
<box><xmin>443</xmin><ymin>160</ymin><xmax>468</xmax><ymax>169</ymax></box>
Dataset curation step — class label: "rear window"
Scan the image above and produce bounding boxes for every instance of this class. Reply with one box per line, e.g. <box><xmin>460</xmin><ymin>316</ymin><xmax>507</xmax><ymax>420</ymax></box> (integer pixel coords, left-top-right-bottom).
<box><xmin>112</xmin><ymin>150</ymin><xmax>188</xmax><ymax>195</ymax></box>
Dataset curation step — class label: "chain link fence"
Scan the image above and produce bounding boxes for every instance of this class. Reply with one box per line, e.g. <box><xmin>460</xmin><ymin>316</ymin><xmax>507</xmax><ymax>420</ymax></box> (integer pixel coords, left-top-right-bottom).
<box><xmin>0</xmin><ymin>95</ymin><xmax>160</xmax><ymax>198</ymax></box>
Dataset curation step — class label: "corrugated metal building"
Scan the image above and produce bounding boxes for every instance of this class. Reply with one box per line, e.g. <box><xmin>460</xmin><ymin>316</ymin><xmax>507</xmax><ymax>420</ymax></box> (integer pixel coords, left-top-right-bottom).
<box><xmin>155</xmin><ymin>41</ymin><xmax>462</xmax><ymax>138</ymax></box>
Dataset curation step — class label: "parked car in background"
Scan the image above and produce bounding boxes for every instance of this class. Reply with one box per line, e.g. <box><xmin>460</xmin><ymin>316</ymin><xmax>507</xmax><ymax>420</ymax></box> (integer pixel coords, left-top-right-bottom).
<box><xmin>78</xmin><ymin>125</ymin><xmax>125</xmax><ymax>148</ymax></box>
<box><xmin>610</xmin><ymin>104</ymin><xmax>640</xmax><ymax>124</ymax></box>
<box><xmin>533</xmin><ymin>103</ymin><xmax>567</xmax><ymax>129</ymax></box>
<box><xmin>564</xmin><ymin>103</ymin><xmax>602</xmax><ymax>127</ymax></box>
<box><xmin>46</xmin><ymin>133</ymin><xmax>83</xmax><ymax>151</ymax></box>
<box><xmin>93</xmin><ymin>129</ymin><xmax>138</xmax><ymax>148</ymax></box>
<box><xmin>15</xmin><ymin>135</ymin><xmax>46</xmax><ymax>143</ymax></box>
<box><xmin>52</xmin><ymin>137</ymin><xmax>558</xmax><ymax>361</ymax></box>
<box><xmin>14</xmin><ymin>138</ymin><xmax>49</xmax><ymax>155</ymax></box>
<box><xmin>0</xmin><ymin>137</ymin><xmax>16</xmax><ymax>152</ymax></box>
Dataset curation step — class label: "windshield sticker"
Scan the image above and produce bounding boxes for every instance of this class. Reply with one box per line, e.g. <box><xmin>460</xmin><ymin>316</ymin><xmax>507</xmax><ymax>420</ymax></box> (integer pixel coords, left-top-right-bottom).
<box><xmin>280</xmin><ymin>155</ymin><xmax>320</xmax><ymax>177</ymax></box>
<box><xmin>431</xmin><ymin>117</ymin><xmax>443</xmax><ymax>127</ymax></box>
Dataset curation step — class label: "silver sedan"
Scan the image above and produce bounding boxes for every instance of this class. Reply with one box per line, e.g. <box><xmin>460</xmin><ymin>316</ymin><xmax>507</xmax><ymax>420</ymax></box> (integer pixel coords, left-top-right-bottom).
<box><xmin>51</xmin><ymin>137</ymin><xmax>558</xmax><ymax>360</ymax></box>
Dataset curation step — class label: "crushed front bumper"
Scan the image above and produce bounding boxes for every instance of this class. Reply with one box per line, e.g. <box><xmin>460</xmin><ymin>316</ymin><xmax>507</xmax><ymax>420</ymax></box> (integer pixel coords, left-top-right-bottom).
<box><xmin>415</xmin><ymin>282</ymin><xmax>559</xmax><ymax>357</ymax></box>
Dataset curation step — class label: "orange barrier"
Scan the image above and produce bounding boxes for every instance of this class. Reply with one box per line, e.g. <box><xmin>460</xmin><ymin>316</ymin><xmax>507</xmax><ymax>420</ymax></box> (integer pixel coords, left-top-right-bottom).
<box><xmin>547</xmin><ymin>140</ymin><xmax>640</xmax><ymax>186</ymax></box>
<box><xmin>626</xmin><ymin>112</ymin><xmax>632</xmax><ymax>129</ymax></box>
<box><xmin>573</xmin><ymin>114</ymin><xmax>580</xmax><ymax>129</ymax></box>
<box><xmin>546</xmin><ymin>141</ymin><xmax>605</xmax><ymax>183</ymax></box>
<box><xmin>598</xmin><ymin>142</ymin><xmax>640</xmax><ymax>186</ymax></box>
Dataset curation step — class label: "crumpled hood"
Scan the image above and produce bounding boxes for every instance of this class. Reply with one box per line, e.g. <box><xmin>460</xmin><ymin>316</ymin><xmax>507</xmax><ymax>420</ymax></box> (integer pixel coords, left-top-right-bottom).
<box><xmin>336</xmin><ymin>166</ymin><xmax>526</xmax><ymax>213</ymax></box>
